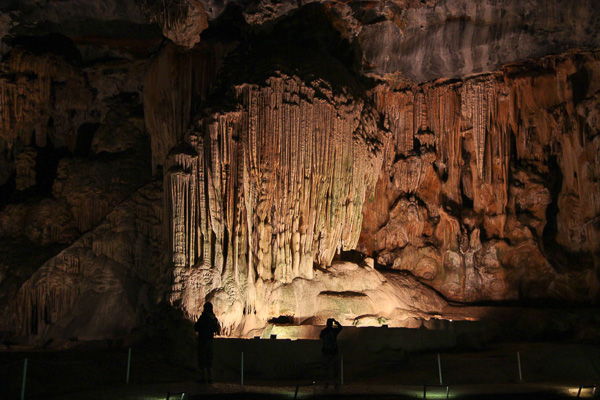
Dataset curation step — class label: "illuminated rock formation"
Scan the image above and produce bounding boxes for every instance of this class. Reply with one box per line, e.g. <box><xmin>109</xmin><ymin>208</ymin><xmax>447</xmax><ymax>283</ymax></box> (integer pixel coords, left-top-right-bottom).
<box><xmin>361</xmin><ymin>51</ymin><xmax>600</xmax><ymax>302</ymax></box>
<box><xmin>143</xmin><ymin>42</ymin><xmax>230</xmax><ymax>172</ymax></box>
<box><xmin>0</xmin><ymin>0</ymin><xmax>599</xmax><ymax>345</ymax></box>
<box><xmin>165</xmin><ymin>74</ymin><xmax>386</xmax><ymax>331</ymax></box>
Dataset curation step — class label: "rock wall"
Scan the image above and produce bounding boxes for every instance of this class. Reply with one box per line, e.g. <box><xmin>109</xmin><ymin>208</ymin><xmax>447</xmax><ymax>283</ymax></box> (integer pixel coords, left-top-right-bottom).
<box><xmin>143</xmin><ymin>41</ymin><xmax>231</xmax><ymax>172</ymax></box>
<box><xmin>0</xmin><ymin>0</ymin><xmax>599</xmax><ymax>344</ymax></box>
<box><xmin>0</xmin><ymin>49</ymin><xmax>90</xmax><ymax>185</ymax></box>
<box><xmin>1</xmin><ymin>182</ymin><xmax>164</xmax><ymax>342</ymax></box>
<box><xmin>165</xmin><ymin>74</ymin><xmax>386</xmax><ymax>331</ymax></box>
<box><xmin>134</xmin><ymin>0</ymin><xmax>600</xmax><ymax>81</ymax></box>
<box><xmin>360</xmin><ymin>51</ymin><xmax>600</xmax><ymax>302</ymax></box>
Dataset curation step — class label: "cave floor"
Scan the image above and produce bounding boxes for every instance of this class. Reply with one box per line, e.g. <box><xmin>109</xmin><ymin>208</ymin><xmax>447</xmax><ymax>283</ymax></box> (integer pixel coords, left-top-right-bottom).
<box><xmin>0</xmin><ymin>342</ymin><xmax>598</xmax><ymax>399</ymax></box>
<box><xmin>19</xmin><ymin>381</ymin><xmax>598</xmax><ymax>400</ymax></box>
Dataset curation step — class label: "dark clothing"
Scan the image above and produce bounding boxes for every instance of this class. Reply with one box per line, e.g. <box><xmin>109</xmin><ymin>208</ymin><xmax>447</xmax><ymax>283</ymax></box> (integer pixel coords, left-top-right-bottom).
<box><xmin>194</xmin><ymin>312</ymin><xmax>220</xmax><ymax>369</ymax></box>
<box><xmin>320</xmin><ymin>323</ymin><xmax>343</xmax><ymax>385</ymax></box>
<box><xmin>194</xmin><ymin>312</ymin><xmax>220</xmax><ymax>340</ymax></box>
<box><xmin>197</xmin><ymin>339</ymin><xmax>214</xmax><ymax>368</ymax></box>
<box><xmin>320</xmin><ymin>325</ymin><xmax>342</xmax><ymax>356</ymax></box>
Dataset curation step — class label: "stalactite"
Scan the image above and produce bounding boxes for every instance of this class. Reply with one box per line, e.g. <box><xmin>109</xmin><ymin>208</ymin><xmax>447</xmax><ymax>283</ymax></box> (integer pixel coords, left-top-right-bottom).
<box><xmin>362</xmin><ymin>51</ymin><xmax>600</xmax><ymax>302</ymax></box>
<box><xmin>144</xmin><ymin>42</ymin><xmax>228</xmax><ymax>172</ymax></box>
<box><xmin>10</xmin><ymin>182</ymin><xmax>164</xmax><ymax>338</ymax></box>
<box><xmin>166</xmin><ymin>74</ymin><xmax>385</xmax><ymax>327</ymax></box>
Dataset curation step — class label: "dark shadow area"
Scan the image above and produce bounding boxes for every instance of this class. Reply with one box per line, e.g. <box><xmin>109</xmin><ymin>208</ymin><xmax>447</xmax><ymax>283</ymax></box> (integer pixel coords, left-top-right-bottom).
<box><xmin>568</xmin><ymin>66</ymin><xmax>590</xmax><ymax>105</ymax></box>
<box><xmin>35</xmin><ymin>139</ymin><xmax>70</xmax><ymax>195</ymax></box>
<box><xmin>334</xmin><ymin>250</ymin><xmax>365</xmax><ymax>265</ymax></box>
<box><xmin>6</xmin><ymin>33</ymin><xmax>82</xmax><ymax>65</ymax></box>
<box><xmin>542</xmin><ymin>155</ymin><xmax>594</xmax><ymax>273</ymax></box>
<box><xmin>206</xmin><ymin>2</ymin><xmax>373</xmax><ymax>114</ymax></box>
<box><xmin>0</xmin><ymin>139</ymin><xmax>70</xmax><ymax>208</ymax></box>
<box><xmin>74</xmin><ymin>123</ymin><xmax>100</xmax><ymax>157</ymax></box>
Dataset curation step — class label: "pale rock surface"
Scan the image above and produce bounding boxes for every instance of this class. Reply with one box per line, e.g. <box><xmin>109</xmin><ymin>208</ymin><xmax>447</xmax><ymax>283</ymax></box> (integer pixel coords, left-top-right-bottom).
<box><xmin>144</xmin><ymin>42</ymin><xmax>231</xmax><ymax>172</ymax></box>
<box><xmin>357</xmin><ymin>0</ymin><xmax>600</xmax><ymax>81</ymax></box>
<box><xmin>224</xmin><ymin>261</ymin><xmax>449</xmax><ymax>337</ymax></box>
<box><xmin>165</xmin><ymin>73</ymin><xmax>386</xmax><ymax>331</ymax></box>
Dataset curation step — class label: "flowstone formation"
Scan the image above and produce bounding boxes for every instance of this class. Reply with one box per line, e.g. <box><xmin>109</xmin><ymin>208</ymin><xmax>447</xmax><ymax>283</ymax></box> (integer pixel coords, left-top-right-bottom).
<box><xmin>361</xmin><ymin>52</ymin><xmax>600</xmax><ymax>303</ymax></box>
<box><xmin>165</xmin><ymin>74</ymin><xmax>386</xmax><ymax>332</ymax></box>
<box><xmin>0</xmin><ymin>0</ymin><xmax>599</xmax><ymax>344</ymax></box>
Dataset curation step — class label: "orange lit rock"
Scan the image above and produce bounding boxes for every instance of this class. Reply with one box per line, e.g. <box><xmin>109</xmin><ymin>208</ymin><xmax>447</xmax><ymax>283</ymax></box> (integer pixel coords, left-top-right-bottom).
<box><xmin>361</xmin><ymin>51</ymin><xmax>600</xmax><ymax>303</ymax></box>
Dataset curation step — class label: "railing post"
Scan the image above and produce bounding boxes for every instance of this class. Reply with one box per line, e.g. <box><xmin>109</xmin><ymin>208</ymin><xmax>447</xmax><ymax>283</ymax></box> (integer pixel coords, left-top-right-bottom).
<box><xmin>126</xmin><ymin>348</ymin><xmax>132</xmax><ymax>384</ymax></box>
<box><xmin>20</xmin><ymin>358</ymin><xmax>28</xmax><ymax>400</ymax></box>
<box><xmin>517</xmin><ymin>351</ymin><xmax>523</xmax><ymax>382</ymax></box>
<box><xmin>437</xmin><ymin>353</ymin><xmax>443</xmax><ymax>385</ymax></box>
<box><xmin>241</xmin><ymin>351</ymin><xmax>244</xmax><ymax>386</ymax></box>
<box><xmin>340</xmin><ymin>353</ymin><xmax>344</xmax><ymax>386</ymax></box>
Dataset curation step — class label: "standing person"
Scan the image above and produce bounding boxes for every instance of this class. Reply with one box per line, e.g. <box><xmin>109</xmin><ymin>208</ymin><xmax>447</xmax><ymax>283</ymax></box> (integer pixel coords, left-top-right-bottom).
<box><xmin>194</xmin><ymin>302</ymin><xmax>220</xmax><ymax>383</ymax></box>
<box><xmin>320</xmin><ymin>318</ymin><xmax>343</xmax><ymax>387</ymax></box>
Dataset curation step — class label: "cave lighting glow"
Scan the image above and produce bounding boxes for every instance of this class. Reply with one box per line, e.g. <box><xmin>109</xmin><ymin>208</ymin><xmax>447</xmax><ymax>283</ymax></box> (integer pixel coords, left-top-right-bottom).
<box><xmin>563</xmin><ymin>386</ymin><xmax>597</xmax><ymax>398</ymax></box>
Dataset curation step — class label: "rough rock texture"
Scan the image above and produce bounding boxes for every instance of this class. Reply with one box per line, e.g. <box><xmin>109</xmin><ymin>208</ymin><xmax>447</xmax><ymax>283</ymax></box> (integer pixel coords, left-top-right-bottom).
<box><xmin>0</xmin><ymin>0</ymin><xmax>599</xmax><ymax>344</ymax></box>
<box><xmin>138</xmin><ymin>0</ymin><xmax>208</xmax><ymax>48</ymax></box>
<box><xmin>0</xmin><ymin>42</ymin><xmax>154</xmax><ymax>343</ymax></box>
<box><xmin>0</xmin><ymin>45</ymin><xmax>147</xmax><ymax>185</ymax></box>
<box><xmin>360</xmin><ymin>51</ymin><xmax>600</xmax><ymax>302</ymax></box>
<box><xmin>137</xmin><ymin>0</ymin><xmax>600</xmax><ymax>81</ymax></box>
<box><xmin>143</xmin><ymin>41</ymin><xmax>231</xmax><ymax>172</ymax></box>
<box><xmin>236</xmin><ymin>261</ymin><xmax>449</xmax><ymax>337</ymax></box>
<box><xmin>0</xmin><ymin>49</ymin><xmax>90</xmax><ymax>179</ymax></box>
<box><xmin>0</xmin><ymin>0</ymin><xmax>158</xmax><ymax>59</ymax></box>
<box><xmin>1</xmin><ymin>182</ymin><xmax>164</xmax><ymax>342</ymax></box>
<box><xmin>165</xmin><ymin>74</ymin><xmax>385</xmax><ymax>331</ymax></box>
<box><xmin>356</xmin><ymin>0</ymin><xmax>600</xmax><ymax>81</ymax></box>
<box><xmin>0</xmin><ymin>200</ymin><xmax>78</xmax><ymax>245</ymax></box>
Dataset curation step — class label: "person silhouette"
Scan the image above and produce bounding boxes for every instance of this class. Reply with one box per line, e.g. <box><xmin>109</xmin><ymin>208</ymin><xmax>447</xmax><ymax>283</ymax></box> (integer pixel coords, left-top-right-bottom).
<box><xmin>320</xmin><ymin>318</ymin><xmax>343</xmax><ymax>387</ymax></box>
<box><xmin>194</xmin><ymin>302</ymin><xmax>220</xmax><ymax>383</ymax></box>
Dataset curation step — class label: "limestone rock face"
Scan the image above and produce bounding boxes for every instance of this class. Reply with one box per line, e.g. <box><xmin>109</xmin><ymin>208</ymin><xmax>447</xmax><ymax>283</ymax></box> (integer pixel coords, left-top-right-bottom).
<box><xmin>0</xmin><ymin>47</ymin><xmax>147</xmax><ymax>187</ymax></box>
<box><xmin>1</xmin><ymin>182</ymin><xmax>164</xmax><ymax>342</ymax></box>
<box><xmin>357</xmin><ymin>0</ymin><xmax>600</xmax><ymax>81</ymax></box>
<box><xmin>140</xmin><ymin>0</ymin><xmax>599</xmax><ymax>82</ymax></box>
<box><xmin>138</xmin><ymin>0</ymin><xmax>208</xmax><ymax>48</ymax></box>
<box><xmin>224</xmin><ymin>261</ymin><xmax>449</xmax><ymax>337</ymax></box>
<box><xmin>360</xmin><ymin>51</ymin><xmax>600</xmax><ymax>303</ymax></box>
<box><xmin>52</xmin><ymin>152</ymin><xmax>151</xmax><ymax>233</ymax></box>
<box><xmin>0</xmin><ymin>0</ymin><xmax>599</xmax><ymax>345</ymax></box>
<box><xmin>143</xmin><ymin>42</ymin><xmax>230</xmax><ymax>172</ymax></box>
<box><xmin>0</xmin><ymin>50</ymin><xmax>91</xmax><ymax>182</ymax></box>
<box><xmin>165</xmin><ymin>74</ymin><xmax>386</xmax><ymax>330</ymax></box>
<box><xmin>0</xmin><ymin>200</ymin><xmax>78</xmax><ymax>246</ymax></box>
